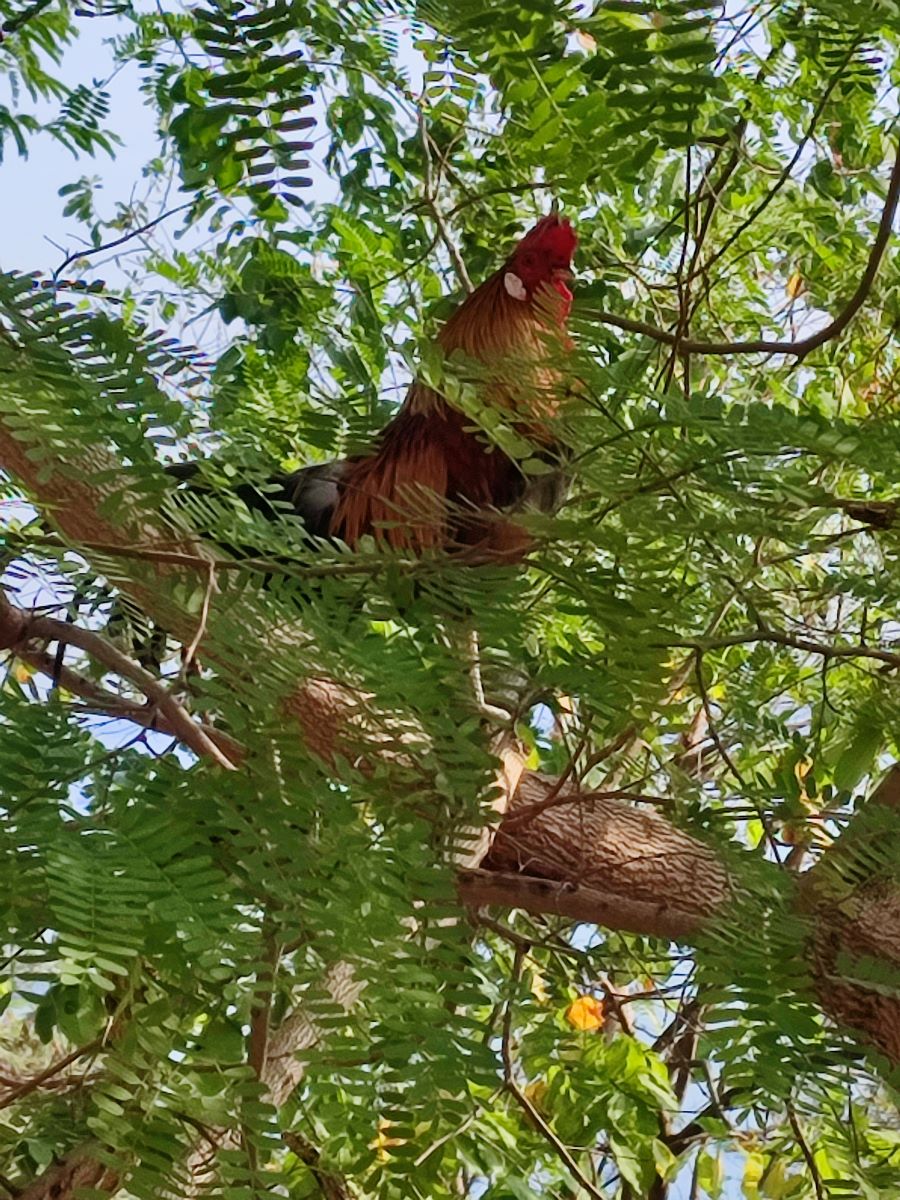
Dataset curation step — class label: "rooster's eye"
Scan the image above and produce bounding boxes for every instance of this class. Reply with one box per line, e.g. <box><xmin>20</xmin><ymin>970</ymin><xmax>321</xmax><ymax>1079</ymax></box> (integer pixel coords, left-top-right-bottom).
<box><xmin>521</xmin><ymin>252</ymin><xmax>536</xmax><ymax>267</ymax></box>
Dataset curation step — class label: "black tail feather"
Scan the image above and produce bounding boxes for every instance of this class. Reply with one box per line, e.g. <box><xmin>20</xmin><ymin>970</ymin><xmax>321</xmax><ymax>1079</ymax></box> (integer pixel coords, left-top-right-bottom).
<box><xmin>164</xmin><ymin>459</ymin><xmax>344</xmax><ymax>543</ymax></box>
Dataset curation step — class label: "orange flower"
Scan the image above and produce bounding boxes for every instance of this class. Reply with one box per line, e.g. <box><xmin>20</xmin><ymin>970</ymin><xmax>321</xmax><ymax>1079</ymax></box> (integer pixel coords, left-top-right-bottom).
<box><xmin>566</xmin><ymin>995</ymin><xmax>605</xmax><ymax>1031</ymax></box>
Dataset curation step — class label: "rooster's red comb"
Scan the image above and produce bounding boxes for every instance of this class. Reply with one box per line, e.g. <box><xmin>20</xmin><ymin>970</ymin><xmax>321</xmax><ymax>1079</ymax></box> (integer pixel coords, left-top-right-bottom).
<box><xmin>512</xmin><ymin>212</ymin><xmax>577</xmax><ymax>262</ymax></box>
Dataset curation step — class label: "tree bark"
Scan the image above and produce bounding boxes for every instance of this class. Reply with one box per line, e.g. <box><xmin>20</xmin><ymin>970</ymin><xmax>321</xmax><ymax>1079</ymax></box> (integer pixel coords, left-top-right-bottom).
<box><xmin>15</xmin><ymin>1145</ymin><xmax>119</xmax><ymax>1200</ymax></box>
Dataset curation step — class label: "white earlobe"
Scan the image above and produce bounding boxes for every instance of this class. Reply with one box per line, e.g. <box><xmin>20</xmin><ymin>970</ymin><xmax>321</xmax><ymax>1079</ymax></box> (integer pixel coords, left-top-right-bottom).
<box><xmin>504</xmin><ymin>272</ymin><xmax>528</xmax><ymax>301</ymax></box>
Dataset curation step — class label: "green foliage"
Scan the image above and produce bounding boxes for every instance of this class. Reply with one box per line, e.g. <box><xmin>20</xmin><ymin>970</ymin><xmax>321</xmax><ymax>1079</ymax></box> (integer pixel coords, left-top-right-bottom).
<box><xmin>162</xmin><ymin>1</ymin><xmax>317</xmax><ymax>220</ymax></box>
<box><xmin>0</xmin><ymin>0</ymin><xmax>119</xmax><ymax>159</ymax></box>
<box><xmin>3</xmin><ymin>0</ymin><xmax>900</xmax><ymax>1198</ymax></box>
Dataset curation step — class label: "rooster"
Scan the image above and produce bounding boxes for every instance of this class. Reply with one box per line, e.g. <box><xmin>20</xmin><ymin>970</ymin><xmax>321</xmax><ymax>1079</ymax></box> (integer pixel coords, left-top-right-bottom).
<box><xmin>170</xmin><ymin>212</ymin><xmax>578</xmax><ymax>561</ymax></box>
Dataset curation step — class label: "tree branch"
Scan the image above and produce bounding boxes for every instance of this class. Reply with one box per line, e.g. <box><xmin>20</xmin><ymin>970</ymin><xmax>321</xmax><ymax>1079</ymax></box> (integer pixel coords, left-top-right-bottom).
<box><xmin>51</xmin><ymin>203</ymin><xmax>192</xmax><ymax>283</ymax></box>
<box><xmin>458</xmin><ymin>868</ymin><xmax>707</xmax><ymax>940</ymax></box>
<box><xmin>582</xmin><ymin>139</ymin><xmax>900</xmax><ymax>358</ymax></box>
<box><xmin>248</xmin><ymin>926</ymin><xmax>280</xmax><ymax>1081</ymax></box>
<box><xmin>12</xmin><ymin>644</ymin><xmax>243</xmax><ymax>762</ymax></box>
<box><xmin>668</xmin><ymin>629</ymin><xmax>900</xmax><ymax>670</ymax></box>
<box><xmin>0</xmin><ymin>1041</ymin><xmax>100</xmax><ymax>1111</ymax></box>
<box><xmin>695</xmin><ymin>49</ymin><xmax>858</xmax><ymax>286</ymax></box>
<box><xmin>501</xmin><ymin>948</ymin><xmax>606</xmax><ymax>1200</ymax></box>
<box><xmin>282</xmin><ymin>1132</ymin><xmax>353</xmax><ymax>1200</ymax></box>
<box><xmin>15</xmin><ymin>1145</ymin><xmax>119</xmax><ymax>1200</ymax></box>
<box><xmin>0</xmin><ymin>588</ymin><xmax>239</xmax><ymax>769</ymax></box>
<box><xmin>419</xmin><ymin>111</ymin><xmax>474</xmax><ymax>294</ymax></box>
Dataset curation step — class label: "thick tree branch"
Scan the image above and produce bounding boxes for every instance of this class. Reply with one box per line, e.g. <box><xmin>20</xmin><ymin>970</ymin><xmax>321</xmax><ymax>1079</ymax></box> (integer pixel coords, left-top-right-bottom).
<box><xmin>458</xmin><ymin>868</ymin><xmax>706</xmax><ymax>941</ymax></box>
<box><xmin>0</xmin><ymin>429</ymin><xmax>391</xmax><ymax>780</ymax></box>
<box><xmin>834</xmin><ymin>497</ymin><xmax>898</xmax><ymax>529</ymax></box>
<box><xmin>15</xmin><ymin>1146</ymin><xmax>119</xmax><ymax>1200</ymax></box>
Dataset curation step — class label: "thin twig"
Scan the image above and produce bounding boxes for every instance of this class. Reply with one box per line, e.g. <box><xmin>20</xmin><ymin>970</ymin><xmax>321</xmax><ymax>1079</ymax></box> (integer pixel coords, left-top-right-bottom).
<box><xmin>502</xmin><ymin>786</ymin><xmax>667</xmax><ymax>833</ymax></box>
<box><xmin>693</xmin><ymin>650</ymin><xmax>744</xmax><ymax>785</ymax></box>
<box><xmin>441</xmin><ymin>181</ymin><xmax>552</xmax><ymax>220</ymax></box>
<box><xmin>11</xmin><ymin>530</ymin><xmax>421</xmax><ymax>581</ymax></box>
<box><xmin>787</xmin><ymin>1105</ymin><xmax>825</xmax><ymax>1200</ymax></box>
<box><xmin>599</xmin><ymin>974</ymin><xmax>634</xmax><ymax>1038</ymax></box>
<box><xmin>413</xmin><ymin>1101</ymin><xmax>489</xmax><ymax>1167</ymax></box>
<box><xmin>52</xmin><ymin>203</ymin><xmax>192</xmax><ymax>282</ymax></box>
<box><xmin>668</xmin><ymin>630</ymin><xmax>900</xmax><ymax>671</ymax></box>
<box><xmin>419</xmin><ymin>110</ymin><xmax>474</xmax><ymax>294</ymax></box>
<box><xmin>0</xmin><ymin>0</ymin><xmax>54</xmax><ymax>35</ymax></box>
<box><xmin>181</xmin><ymin>557</ymin><xmax>216</xmax><ymax>677</ymax></box>
<box><xmin>664</xmin><ymin>140</ymin><xmax>695</xmax><ymax>391</ymax></box>
<box><xmin>697</xmin><ymin>48</ymin><xmax>859</xmax><ymax>285</ymax></box>
<box><xmin>578</xmin><ymin>724</ymin><xmax>637</xmax><ymax>780</ymax></box>
<box><xmin>0</xmin><ymin>1041</ymin><xmax>101</xmax><ymax>1111</ymax></box>
<box><xmin>501</xmin><ymin>948</ymin><xmax>606</xmax><ymax>1200</ymax></box>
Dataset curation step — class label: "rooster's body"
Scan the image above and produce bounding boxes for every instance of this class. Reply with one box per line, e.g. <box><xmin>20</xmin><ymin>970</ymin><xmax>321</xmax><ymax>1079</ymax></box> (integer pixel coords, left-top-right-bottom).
<box><xmin>172</xmin><ymin>213</ymin><xmax>577</xmax><ymax>560</ymax></box>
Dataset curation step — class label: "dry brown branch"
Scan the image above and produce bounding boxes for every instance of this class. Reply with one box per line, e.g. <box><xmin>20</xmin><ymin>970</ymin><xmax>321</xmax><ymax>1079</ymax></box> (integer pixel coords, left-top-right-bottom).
<box><xmin>581</xmin><ymin>140</ymin><xmax>900</xmax><ymax>359</ymax></box>
<box><xmin>12</xmin><ymin>644</ymin><xmax>243</xmax><ymax>762</ymax></box>
<box><xmin>0</xmin><ymin>1041</ymin><xmax>100</xmax><ymax>1111</ymax></box>
<box><xmin>0</xmin><ymin>588</ymin><xmax>238</xmax><ymax>769</ymax></box>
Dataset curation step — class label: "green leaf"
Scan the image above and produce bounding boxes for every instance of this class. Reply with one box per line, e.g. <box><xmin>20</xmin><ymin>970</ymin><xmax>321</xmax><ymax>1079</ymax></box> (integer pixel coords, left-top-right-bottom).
<box><xmin>834</xmin><ymin>725</ymin><xmax>881</xmax><ymax>792</ymax></box>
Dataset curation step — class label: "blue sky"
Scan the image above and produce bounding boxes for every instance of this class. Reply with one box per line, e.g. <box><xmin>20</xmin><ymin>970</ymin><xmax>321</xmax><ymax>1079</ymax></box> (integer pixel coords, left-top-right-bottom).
<box><xmin>1</xmin><ymin>15</ymin><xmax>158</xmax><ymax>274</ymax></box>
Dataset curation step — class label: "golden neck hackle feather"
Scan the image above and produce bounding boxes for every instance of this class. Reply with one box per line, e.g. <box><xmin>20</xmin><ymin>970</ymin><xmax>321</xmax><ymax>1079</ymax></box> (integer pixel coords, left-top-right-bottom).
<box><xmin>331</xmin><ymin>215</ymin><xmax>577</xmax><ymax>553</ymax></box>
